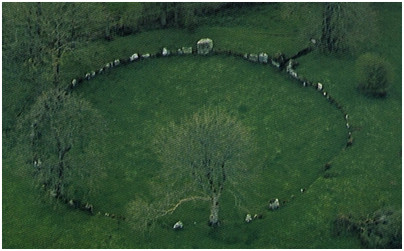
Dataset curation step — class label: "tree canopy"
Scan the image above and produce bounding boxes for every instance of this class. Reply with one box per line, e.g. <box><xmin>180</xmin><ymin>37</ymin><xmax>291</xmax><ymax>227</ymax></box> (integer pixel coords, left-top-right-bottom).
<box><xmin>19</xmin><ymin>88</ymin><xmax>106</xmax><ymax>203</ymax></box>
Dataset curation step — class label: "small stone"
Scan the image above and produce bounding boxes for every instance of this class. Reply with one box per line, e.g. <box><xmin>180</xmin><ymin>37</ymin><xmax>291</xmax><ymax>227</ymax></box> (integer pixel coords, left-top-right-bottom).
<box><xmin>162</xmin><ymin>47</ymin><xmax>170</xmax><ymax>56</ymax></box>
<box><xmin>269</xmin><ymin>198</ymin><xmax>280</xmax><ymax>210</ymax></box>
<box><xmin>182</xmin><ymin>47</ymin><xmax>193</xmax><ymax>54</ymax></box>
<box><xmin>248</xmin><ymin>53</ymin><xmax>258</xmax><ymax>62</ymax></box>
<box><xmin>317</xmin><ymin>83</ymin><xmax>323</xmax><ymax>91</ymax></box>
<box><xmin>141</xmin><ymin>53</ymin><xmax>150</xmax><ymax>59</ymax></box>
<box><xmin>258</xmin><ymin>52</ymin><xmax>268</xmax><ymax>63</ymax></box>
<box><xmin>245</xmin><ymin>214</ymin><xmax>253</xmax><ymax>223</ymax></box>
<box><xmin>173</xmin><ymin>220</ymin><xmax>183</xmax><ymax>230</ymax></box>
<box><xmin>130</xmin><ymin>53</ymin><xmax>139</xmax><ymax>61</ymax></box>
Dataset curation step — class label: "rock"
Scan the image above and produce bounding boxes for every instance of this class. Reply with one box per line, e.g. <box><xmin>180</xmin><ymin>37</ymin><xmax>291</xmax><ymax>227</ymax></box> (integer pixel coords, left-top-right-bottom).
<box><xmin>85</xmin><ymin>73</ymin><xmax>91</xmax><ymax>80</ymax></box>
<box><xmin>245</xmin><ymin>214</ymin><xmax>253</xmax><ymax>223</ymax></box>
<box><xmin>173</xmin><ymin>221</ymin><xmax>183</xmax><ymax>230</ymax></box>
<box><xmin>248</xmin><ymin>53</ymin><xmax>258</xmax><ymax>62</ymax></box>
<box><xmin>162</xmin><ymin>47</ymin><xmax>170</xmax><ymax>56</ymax></box>
<box><xmin>269</xmin><ymin>198</ymin><xmax>280</xmax><ymax>210</ymax></box>
<box><xmin>317</xmin><ymin>82</ymin><xmax>323</xmax><ymax>91</ymax></box>
<box><xmin>271</xmin><ymin>59</ymin><xmax>280</xmax><ymax>68</ymax></box>
<box><xmin>129</xmin><ymin>53</ymin><xmax>139</xmax><ymax>62</ymax></box>
<box><xmin>182</xmin><ymin>47</ymin><xmax>193</xmax><ymax>54</ymax></box>
<box><xmin>177</xmin><ymin>48</ymin><xmax>183</xmax><ymax>55</ymax></box>
<box><xmin>141</xmin><ymin>53</ymin><xmax>150</xmax><ymax>59</ymax></box>
<box><xmin>197</xmin><ymin>38</ymin><xmax>213</xmax><ymax>55</ymax></box>
<box><xmin>71</xmin><ymin>79</ymin><xmax>77</xmax><ymax>87</ymax></box>
<box><xmin>114</xmin><ymin>59</ymin><xmax>120</xmax><ymax>66</ymax></box>
<box><xmin>258</xmin><ymin>53</ymin><xmax>268</xmax><ymax>63</ymax></box>
<box><xmin>91</xmin><ymin>71</ymin><xmax>96</xmax><ymax>77</ymax></box>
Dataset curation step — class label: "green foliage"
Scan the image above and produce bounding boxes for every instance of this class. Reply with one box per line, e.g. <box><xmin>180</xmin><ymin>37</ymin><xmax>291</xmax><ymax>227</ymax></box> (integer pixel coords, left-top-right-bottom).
<box><xmin>154</xmin><ymin>107</ymin><xmax>254</xmax><ymax>225</ymax></box>
<box><xmin>19</xmin><ymin>88</ymin><xmax>106</xmax><ymax>203</ymax></box>
<box><xmin>282</xmin><ymin>3</ymin><xmax>378</xmax><ymax>55</ymax></box>
<box><xmin>359</xmin><ymin>208</ymin><xmax>402</xmax><ymax>248</ymax></box>
<box><xmin>356</xmin><ymin>53</ymin><xmax>393</xmax><ymax>97</ymax></box>
<box><xmin>334</xmin><ymin>208</ymin><xmax>402</xmax><ymax>248</ymax></box>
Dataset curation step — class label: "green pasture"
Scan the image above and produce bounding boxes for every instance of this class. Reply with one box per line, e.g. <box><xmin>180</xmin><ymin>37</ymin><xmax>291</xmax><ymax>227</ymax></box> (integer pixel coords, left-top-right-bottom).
<box><xmin>3</xmin><ymin>3</ymin><xmax>401</xmax><ymax>248</ymax></box>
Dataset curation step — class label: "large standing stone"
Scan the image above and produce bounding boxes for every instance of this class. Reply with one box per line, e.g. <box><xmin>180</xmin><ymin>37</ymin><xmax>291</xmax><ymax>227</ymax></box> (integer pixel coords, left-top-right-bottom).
<box><xmin>197</xmin><ymin>38</ymin><xmax>214</xmax><ymax>55</ymax></box>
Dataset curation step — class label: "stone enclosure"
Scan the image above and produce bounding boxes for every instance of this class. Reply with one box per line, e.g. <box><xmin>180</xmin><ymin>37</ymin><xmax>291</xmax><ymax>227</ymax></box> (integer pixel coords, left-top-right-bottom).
<box><xmin>66</xmin><ymin>37</ymin><xmax>355</xmax><ymax>222</ymax></box>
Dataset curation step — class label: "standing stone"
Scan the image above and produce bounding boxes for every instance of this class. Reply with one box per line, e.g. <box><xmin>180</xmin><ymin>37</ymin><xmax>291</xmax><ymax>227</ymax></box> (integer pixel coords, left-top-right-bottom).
<box><xmin>258</xmin><ymin>53</ymin><xmax>268</xmax><ymax>63</ymax></box>
<box><xmin>197</xmin><ymin>38</ymin><xmax>214</xmax><ymax>55</ymax></box>
<box><xmin>162</xmin><ymin>47</ymin><xmax>170</xmax><ymax>56</ymax></box>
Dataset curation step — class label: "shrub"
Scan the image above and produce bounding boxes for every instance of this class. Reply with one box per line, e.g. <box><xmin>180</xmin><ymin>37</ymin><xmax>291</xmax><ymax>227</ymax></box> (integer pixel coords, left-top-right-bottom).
<box><xmin>359</xmin><ymin>208</ymin><xmax>402</xmax><ymax>249</ymax></box>
<box><xmin>333</xmin><ymin>208</ymin><xmax>402</xmax><ymax>249</ymax></box>
<box><xmin>356</xmin><ymin>53</ymin><xmax>393</xmax><ymax>97</ymax></box>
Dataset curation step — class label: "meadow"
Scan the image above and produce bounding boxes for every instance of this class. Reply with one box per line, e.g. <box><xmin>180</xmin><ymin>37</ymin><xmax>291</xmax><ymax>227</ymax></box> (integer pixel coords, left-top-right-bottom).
<box><xmin>3</xmin><ymin>3</ymin><xmax>401</xmax><ymax>248</ymax></box>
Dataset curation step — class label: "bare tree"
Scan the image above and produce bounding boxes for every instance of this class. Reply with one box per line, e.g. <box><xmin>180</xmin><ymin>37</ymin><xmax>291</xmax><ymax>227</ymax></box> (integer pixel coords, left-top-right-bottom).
<box><xmin>141</xmin><ymin>107</ymin><xmax>254</xmax><ymax>227</ymax></box>
<box><xmin>20</xmin><ymin>88</ymin><xmax>106</xmax><ymax>204</ymax></box>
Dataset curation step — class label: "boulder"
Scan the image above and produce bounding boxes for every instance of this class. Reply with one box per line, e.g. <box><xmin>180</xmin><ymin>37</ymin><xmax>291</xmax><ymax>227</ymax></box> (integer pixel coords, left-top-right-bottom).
<box><xmin>197</xmin><ymin>38</ymin><xmax>213</xmax><ymax>55</ymax></box>
<box><xmin>245</xmin><ymin>214</ymin><xmax>253</xmax><ymax>223</ymax></box>
<box><xmin>269</xmin><ymin>198</ymin><xmax>280</xmax><ymax>210</ymax></box>
<box><xmin>141</xmin><ymin>53</ymin><xmax>150</xmax><ymax>59</ymax></box>
<box><xmin>162</xmin><ymin>47</ymin><xmax>170</xmax><ymax>56</ymax></box>
<box><xmin>130</xmin><ymin>53</ymin><xmax>139</xmax><ymax>62</ymax></box>
<box><xmin>173</xmin><ymin>220</ymin><xmax>183</xmax><ymax>230</ymax></box>
<box><xmin>258</xmin><ymin>53</ymin><xmax>268</xmax><ymax>63</ymax></box>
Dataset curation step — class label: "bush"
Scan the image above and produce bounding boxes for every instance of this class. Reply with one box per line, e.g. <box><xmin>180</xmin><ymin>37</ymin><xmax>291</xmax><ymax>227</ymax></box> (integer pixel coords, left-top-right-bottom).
<box><xmin>333</xmin><ymin>208</ymin><xmax>402</xmax><ymax>249</ymax></box>
<box><xmin>359</xmin><ymin>208</ymin><xmax>402</xmax><ymax>249</ymax></box>
<box><xmin>356</xmin><ymin>53</ymin><xmax>393</xmax><ymax>97</ymax></box>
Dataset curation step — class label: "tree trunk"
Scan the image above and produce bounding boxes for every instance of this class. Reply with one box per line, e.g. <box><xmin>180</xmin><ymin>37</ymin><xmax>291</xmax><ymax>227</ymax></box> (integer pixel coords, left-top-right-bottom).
<box><xmin>209</xmin><ymin>195</ymin><xmax>220</xmax><ymax>227</ymax></box>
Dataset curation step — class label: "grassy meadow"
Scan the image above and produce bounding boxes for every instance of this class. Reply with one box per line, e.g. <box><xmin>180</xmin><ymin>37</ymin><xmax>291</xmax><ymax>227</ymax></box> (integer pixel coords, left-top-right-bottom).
<box><xmin>3</xmin><ymin>3</ymin><xmax>401</xmax><ymax>248</ymax></box>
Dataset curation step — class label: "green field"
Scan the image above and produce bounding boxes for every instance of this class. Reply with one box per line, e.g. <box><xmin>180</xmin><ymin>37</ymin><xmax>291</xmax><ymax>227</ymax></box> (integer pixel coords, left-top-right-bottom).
<box><xmin>3</xmin><ymin>3</ymin><xmax>401</xmax><ymax>248</ymax></box>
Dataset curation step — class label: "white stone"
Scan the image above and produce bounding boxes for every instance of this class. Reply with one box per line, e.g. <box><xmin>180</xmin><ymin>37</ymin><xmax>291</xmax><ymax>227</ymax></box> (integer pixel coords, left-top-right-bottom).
<box><xmin>317</xmin><ymin>83</ymin><xmax>323</xmax><ymax>91</ymax></box>
<box><xmin>245</xmin><ymin>214</ymin><xmax>253</xmax><ymax>223</ymax></box>
<box><xmin>173</xmin><ymin>221</ymin><xmax>183</xmax><ymax>230</ymax></box>
<box><xmin>162</xmin><ymin>47</ymin><xmax>169</xmax><ymax>56</ymax></box>
<box><xmin>271</xmin><ymin>59</ymin><xmax>280</xmax><ymax>68</ymax></box>
<box><xmin>141</xmin><ymin>53</ymin><xmax>150</xmax><ymax>59</ymax></box>
<box><xmin>269</xmin><ymin>198</ymin><xmax>280</xmax><ymax>210</ymax></box>
<box><xmin>197</xmin><ymin>38</ymin><xmax>213</xmax><ymax>55</ymax></box>
<box><xmin>91</xmin><ymin>71</ymin><xmax>96</xmax><ymax>77</ymax></box>
<box><xmin>130</xmin><ymin>53</ymin><xmax>139</xmax><ymax>61</ymax></box>
<box><xmin>85</xmin><ymin>73</ymin><xmax>91</xmax><ymax>80</ymax></box>
<box><xmin>72</xmin><ymin>79</ymin><xmax>77</xmax><ymax>86</ymax></box>
<box><xmin>114</xmin><ymin>59</ymin><xmax>120</xmax><ymax>66</ymax></box>
<box><xmin>258</xmin><ymin>53</ymin><xmax>268</xmax><ymax>63</ymax></box>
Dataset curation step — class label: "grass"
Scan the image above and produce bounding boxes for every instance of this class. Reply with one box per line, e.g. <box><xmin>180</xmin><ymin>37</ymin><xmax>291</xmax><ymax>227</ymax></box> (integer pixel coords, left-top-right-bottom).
<box><xmin>3</xmin><ymin>2</ymin><xmax>401</xmax><ymax>249</ymax></box>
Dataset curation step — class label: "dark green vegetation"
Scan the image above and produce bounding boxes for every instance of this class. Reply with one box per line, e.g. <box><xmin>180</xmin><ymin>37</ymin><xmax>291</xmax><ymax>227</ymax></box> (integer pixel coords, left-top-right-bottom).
<box><xmin>3</xmin><ymin>2</ymin><xmax>401</xmax><ymax>248</ymax></box>
<box><xmin>356</xmin><ymin>53</ymin><xmax>393</xmax><ymax>97</ymax></box>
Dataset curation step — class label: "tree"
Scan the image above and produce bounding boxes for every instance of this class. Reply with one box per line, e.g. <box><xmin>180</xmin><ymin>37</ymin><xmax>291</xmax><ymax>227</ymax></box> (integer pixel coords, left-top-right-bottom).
<box><xmin>151</xmin><ymin>107</ymin><xmax>254</xmax><ymax>227</ymax></box>
<box><xmin>281</xmin><ymin>3</ymin><xmax>378</xmax><ymax>55</ymax></box>
<box><xmin>319</xmin><ymin>3</ymin><xmax>378</xmax><ymax>54</ymax></box>
<box><xmin>356</xmin><ymin>53</ymin><xmax>393</xmax><ymax>97</ymax></box>
<box><xmin>3</xmin><ymin>3</ymin><xmax>108</xmax><ymax>87</ymax></box>
<box><xmin>20</xmin><ymin>88</ymin><xmax>106</xmax><ymax>204</ymax></box>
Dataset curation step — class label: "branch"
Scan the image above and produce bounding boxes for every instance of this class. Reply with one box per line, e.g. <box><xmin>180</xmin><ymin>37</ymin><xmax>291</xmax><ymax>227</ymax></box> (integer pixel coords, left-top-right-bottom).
<box><xmin>159</xmin><ymin>196</ymin><xmax>210</xmax><ymax>217</ymax></box>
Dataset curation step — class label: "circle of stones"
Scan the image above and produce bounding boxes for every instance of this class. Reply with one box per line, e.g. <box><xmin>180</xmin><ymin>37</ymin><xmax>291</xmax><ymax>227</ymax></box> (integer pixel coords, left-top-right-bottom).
<box><xmin>66</xmin><ymin>39</ymin><xmax>354</xmax><ymax>219</ymax></box>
